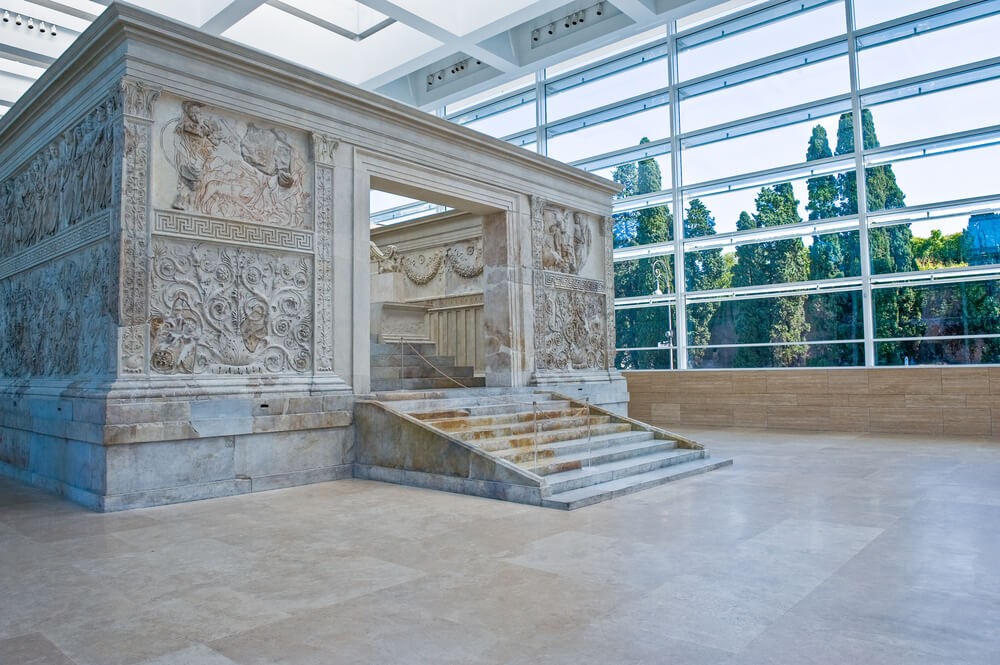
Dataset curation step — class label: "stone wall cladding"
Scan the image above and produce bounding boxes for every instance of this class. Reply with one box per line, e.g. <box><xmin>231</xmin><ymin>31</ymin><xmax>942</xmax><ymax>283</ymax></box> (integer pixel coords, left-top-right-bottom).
<box><xmin>625</xmin><ymin>367</ymin><xmax>1000</xmax><ymax>438</ymax></box>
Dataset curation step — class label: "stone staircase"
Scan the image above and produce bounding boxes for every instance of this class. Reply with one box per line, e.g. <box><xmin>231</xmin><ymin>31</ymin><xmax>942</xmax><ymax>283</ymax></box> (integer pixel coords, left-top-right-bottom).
<box><xmin>370</xmin><ymin>341</ymin><xmax>485</xmax><ymax>391</ymax></box>
<box><xmin>356</xmin><ymin>388</ymin><xmax>731</xmax><ymax>509</ymax></box>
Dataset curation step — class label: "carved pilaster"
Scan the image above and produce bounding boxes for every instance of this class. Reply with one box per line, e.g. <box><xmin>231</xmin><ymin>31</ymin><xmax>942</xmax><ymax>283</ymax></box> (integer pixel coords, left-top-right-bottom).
<box><xmin>115</xmin><ymin>78</ymin><xmax>160</xmax><ymax>375</ymax></box>
<box><xmin>120</xmin><ymin>77</ymin><xmax>159</xmax><ymax>121</ymax></box>
<box><xmin>312</xmin><ymin>133</ymin><xmax>339</xmax><ymax>168</ymax></box>
<box><xmin>312</xmin><ymin>134</ymin><xmax>336</xmax><ymax>372</ymax></box>
<box><xmin>604</xmin><ymin>215</ymin><xmax>616</xmax><ymax>369</ymax></box>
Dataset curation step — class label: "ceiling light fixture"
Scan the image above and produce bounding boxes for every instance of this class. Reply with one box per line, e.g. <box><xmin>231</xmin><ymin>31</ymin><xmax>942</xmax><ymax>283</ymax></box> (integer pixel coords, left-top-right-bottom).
<box><xmin>0</xmin><ymin>9</ymin><xmax>59</xmax><ymax>36</ymax></box>
<box><xmin>425</xmin><ymin>57</ymin><xmax>486</xmax><ymax>89</ymax></box>
<box><xmin>531</xmin><ymin>3</ymin><xmax>608</xmax><ymax>49</ymax></box>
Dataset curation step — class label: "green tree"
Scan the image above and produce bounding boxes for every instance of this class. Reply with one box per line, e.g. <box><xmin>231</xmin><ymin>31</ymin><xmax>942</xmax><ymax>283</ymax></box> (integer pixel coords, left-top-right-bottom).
<box><xmin>612</xmin><ymin>139</ymin><xmax>673</xmax><ymax>368</ymax></box>
<box><xmin>912</xmin><ymin>229</ymin><xmax>967</xmax><ymax>270</ymax></box>
<box><xmin>733</xmin><ymin>184</ymin><xmax>811</xmax><ymax>367</ymax></box>
<box><xmin>834</xmin><ymin>110</ymin><xmax>923</xmax><ymax>364</ymax></box>
<box><xmin>683</xmin><ymin>199</ymin><xmax>730</xmax><ymax>366</ymax></box>
<box><xmin>805</xmin><ymin>124</ymin><xmax>863</xmax><ymax>365</ymax></box>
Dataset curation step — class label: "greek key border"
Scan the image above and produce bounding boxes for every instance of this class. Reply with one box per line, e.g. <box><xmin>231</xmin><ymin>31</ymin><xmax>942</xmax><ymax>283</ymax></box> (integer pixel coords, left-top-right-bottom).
<box><xmin>0</xmin><ymin>212</ymin><xmax>110</xmax><ymax>280</ymax></box>
<box><xmin>152</xmin><ymin>210</ymin><xmax>314</xmax><ymax>253</ymax></box>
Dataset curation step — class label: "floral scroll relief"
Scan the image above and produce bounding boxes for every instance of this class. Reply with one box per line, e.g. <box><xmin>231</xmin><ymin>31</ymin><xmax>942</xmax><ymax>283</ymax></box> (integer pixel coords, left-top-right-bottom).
<box><xmin>160</xmin><ymin>101</ymin><xmax>311</xmax><ymax>228</ymax></box>
<box><xmin>149</xmin><ymin>241</ymin><xmax>313</xmax><ymax>374</ymax></box>
<box><xmin>535</xmin><ymin>289</ymin><xmax>608</xmax><ymax>371</ymax></box>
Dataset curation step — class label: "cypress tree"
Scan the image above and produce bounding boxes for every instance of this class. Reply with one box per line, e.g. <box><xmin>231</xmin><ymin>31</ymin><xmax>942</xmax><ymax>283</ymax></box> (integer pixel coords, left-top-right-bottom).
<box><xmin>805</xmin><ymin>124</ymin><xmax>862</xmax><ymax>365</ymax></box>
<box><xmin>835</xmin><ymin>110</ymin><xmax>924</xmax><ymax>364</ymax></box>
<box><xmin>612</xmin><ymin>138</ymin><xmax>673</xmax><ymax>368</ymax></box>
<box><xmin>733</xmin><ymin>184</ymin><xmax>811</xmax><ymax>367</ymax></box>
<box><xmin>683</xmin><ymin>199</ymin><xmax>729</xmax><ymax>366</ymax></box>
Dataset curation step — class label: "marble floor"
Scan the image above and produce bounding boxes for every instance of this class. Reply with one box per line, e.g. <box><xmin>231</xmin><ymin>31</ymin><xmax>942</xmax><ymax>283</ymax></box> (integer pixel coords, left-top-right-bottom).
<box><xmin>2</xmin><ymin>428</ymin><xmax>999</xmax><ymax>665</ymax></box>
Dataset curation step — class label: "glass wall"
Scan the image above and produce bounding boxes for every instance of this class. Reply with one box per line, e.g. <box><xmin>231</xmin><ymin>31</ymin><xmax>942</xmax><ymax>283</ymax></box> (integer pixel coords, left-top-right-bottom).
<box><xmin>435</xmin><ymin>0</ymin><xmax>1000</xmax><ymax>369</ymax></box>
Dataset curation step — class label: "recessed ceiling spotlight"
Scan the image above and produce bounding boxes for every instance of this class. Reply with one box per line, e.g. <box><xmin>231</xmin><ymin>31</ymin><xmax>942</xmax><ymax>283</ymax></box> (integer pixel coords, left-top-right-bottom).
<box><xmin>15</xmin><ymin>14</ymin><xmax>23</xmax><ymax>25</ymax></box>
<box><xmin>1</xmin><ymin>10</ymin><xmax>9</xmax><ymax>22</ymax></box>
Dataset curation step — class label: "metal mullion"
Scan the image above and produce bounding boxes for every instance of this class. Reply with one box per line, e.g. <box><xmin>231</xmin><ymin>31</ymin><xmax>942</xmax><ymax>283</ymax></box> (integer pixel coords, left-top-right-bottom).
<box><xmin>867</xmin><ymin>193</ymin><xmax>1000</xmax><ymax>226</ymax></box>
<box><xmin>846</xmin><ymin>0</ymin><xmax>875</xmax><ymax>367</ymax></box>
<box><xmin>668</xmin><ymin>19</ymin><xmax>687</xmax><ymax>370</ymax></box>
<box><xmin>684</xmin><ymin>277</ymin><xmax>865</xmax><ymax>302</ymax></box>
<box><xmin>852</xmin><ymin>0</ymin><xmax>998</xmax><ymax>43</ymax></box>
<box><xmin>674</xmin><ymin>0</ymin><xmax>832</xmax><ymax>43</ymax></box>
<box><xmin>544</xmin><ymin>87</ymin><xmax>670</xmax><ymax>137</ymax></box>
<box><xmin>544</xmin><ymin>43</ymin><xmax>670</xmax><ymax>95</ymax></box>
<box><xmin>681</xmin><ymin>152</ymin><xmax>856</xmax><ymax>199</ymax></box>
<box><xmin>862</xmin><ymin>124</ymin><xmax>1000</xmax><ymax>165</ymax></box>
<box><xmin>859</xmin><ymin>56</ymin><xmax>1000</xmax><ymax>105</ymax></box>
<box><xmin>683</xmin><ymin>215</ymin><xmax>861</xmax><ymax>252</ymax></box>
<box><xmin>676</xmin><ymin>36</ymin><xmax>847</xmax><ymax>98</ymax></box>
<box><xmin>535</xmin><ymin>70</ymin><xmax>546</xmax><ymax>156</ymax></box>
<box><xmin>571</xmin><ymin>137</ymin><xmax>673</xmax><ymax>172</ymax></box>
<box><xmin>870</xmin><ymin>266</ymin><xmax>1000</xmax><ymax>287</ymax></box>
<box><xmin>677</xmin><ymin>92</ymin><xmax>853</xmax><ymax>149</ymax></box>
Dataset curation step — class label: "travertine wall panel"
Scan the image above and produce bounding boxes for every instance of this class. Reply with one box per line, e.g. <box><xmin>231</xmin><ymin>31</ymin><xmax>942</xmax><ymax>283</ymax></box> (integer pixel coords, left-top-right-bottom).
<box><xmin>626</xmin><ymin>368</ymin><xmax>1000</xmax><ymax>438</ymax></box>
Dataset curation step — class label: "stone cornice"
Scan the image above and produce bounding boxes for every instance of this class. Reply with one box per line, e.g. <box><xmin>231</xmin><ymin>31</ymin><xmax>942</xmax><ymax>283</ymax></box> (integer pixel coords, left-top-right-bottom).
<box><xmin>0</xmin><ymin>3</ymin><xmax>620</xmax><ymax>200</ymax></box>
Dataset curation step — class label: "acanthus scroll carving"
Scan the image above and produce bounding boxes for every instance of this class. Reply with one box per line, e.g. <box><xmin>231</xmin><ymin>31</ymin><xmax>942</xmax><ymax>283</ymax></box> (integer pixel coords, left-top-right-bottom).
<box><xmin>150</xmin><ymin>241</ymin><xmax>313</xmax><ymax>375</ymax></box>
<box><xmin>535</xmin><ymin>289</ymin><xmax>608</xmax><ymax>371</ymax></box>
<box><xmin>161</xmin><ymin>100</ymin><xmax>310</xmax><ymax>227</ymax></box>
<box><xmin>120</xmin><ymin>78</ymin><xmax>160</xmax><ymax>120</ymax></box>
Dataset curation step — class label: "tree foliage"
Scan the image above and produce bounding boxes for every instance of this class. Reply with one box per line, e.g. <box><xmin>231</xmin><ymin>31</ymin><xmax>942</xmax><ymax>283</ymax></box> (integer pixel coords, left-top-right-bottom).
<box><xmin>732</xmin><ymin>184</ymin><xmax>811</xmax><ymax>367</ymax></box>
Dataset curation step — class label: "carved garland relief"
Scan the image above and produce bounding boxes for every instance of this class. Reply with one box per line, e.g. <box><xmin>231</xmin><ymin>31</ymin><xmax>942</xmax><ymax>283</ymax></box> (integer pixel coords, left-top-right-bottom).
<box><xmin>373</xmin><ymin>240</ymin><xmax>484</xmax><ymax>284</ymax></box>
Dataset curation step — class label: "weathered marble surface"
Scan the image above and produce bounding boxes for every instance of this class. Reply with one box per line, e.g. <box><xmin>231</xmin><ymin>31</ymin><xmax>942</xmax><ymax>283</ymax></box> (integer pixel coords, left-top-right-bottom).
<box><xmin>0</xmin><ymin>4</ymin><xmax>620</xmax><ymax>511</ymax></box>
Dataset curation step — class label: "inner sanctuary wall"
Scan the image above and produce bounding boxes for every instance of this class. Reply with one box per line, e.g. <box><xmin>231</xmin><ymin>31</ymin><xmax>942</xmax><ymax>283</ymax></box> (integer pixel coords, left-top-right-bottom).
<box><xmin>0</xmin><ymin>5</ymin><xmax>622</xmax><ymax>509</ymax></box>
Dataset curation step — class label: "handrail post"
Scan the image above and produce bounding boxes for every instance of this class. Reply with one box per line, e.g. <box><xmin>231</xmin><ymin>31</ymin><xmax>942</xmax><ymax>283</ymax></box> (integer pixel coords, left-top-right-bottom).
<box><xmin>533</xmin><ymin>400</ymin><xmax>539</xmax><ymax>469</ymax></box>
<box><xmin>585</xmin><ymin>397</ymin><xmax>592</xmax><ymax>468</ymax></box>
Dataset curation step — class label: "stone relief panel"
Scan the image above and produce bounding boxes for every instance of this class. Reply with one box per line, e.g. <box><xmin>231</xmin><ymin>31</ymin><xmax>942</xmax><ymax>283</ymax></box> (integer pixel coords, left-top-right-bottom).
<box><xmin>153</xmin><ymin>97</ymin><xmax>311</xmax><ymax>228</ymax></box>
<box><xmin>535</xmin><ymin>289</ymin><xmax>608</xmax><ymax>371</ymax></box>
<box><xmin>0</xmin><ymin>241</ymin><xmax>114</xmax><ymax>377</ymax></box>
<box><xmin>540</xmin><ymin>205</ymin><xmax>592</xmax><ymax>275</ymax></box>
<box><xmin>0</xmin><ymin>94</ymin><xmax>118</xmax><ymax>256</ymax></box>
<box><xmin>149</xmin><ymin>240</ymin><xmax>313</xmax><ymax>375</ymax></box>
<box><xmin>372</xmin><ymin>240</ymin><xmax>484</xmax><ymax>284</ymax></box>
<box><xmin>530</xmin><ymin>196</ymin><xmax>612</xmax><ymax>373</ymax></box>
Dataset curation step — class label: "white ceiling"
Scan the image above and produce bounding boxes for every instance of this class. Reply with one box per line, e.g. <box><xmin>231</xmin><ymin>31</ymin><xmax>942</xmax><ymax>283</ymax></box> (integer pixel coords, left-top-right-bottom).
<box><xmin>0</xmin><ymin>0</ymin><xmax>729</xmax><ymax>117</ymax></box>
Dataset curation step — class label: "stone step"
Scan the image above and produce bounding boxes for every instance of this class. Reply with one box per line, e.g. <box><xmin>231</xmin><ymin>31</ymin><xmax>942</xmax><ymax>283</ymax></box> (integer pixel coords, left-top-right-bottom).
<box><xmin>370</xmin><ymin>364</ymin><xmax>474</xmax><ymax>380</ymax></box>
<box><xmin>542</xmin><ymin>457</ymin><xmax>734</xmax><ymax>510</ymax></box>
<box><xmin>472</xmin><ymin>422</ymin><xmax>633</xmax><ymax>452</ymax></box>
<box><xmin>407</xmin><ymin>399</ymin><xmax>572</xmax><ymax>422</ymax></box>
<box><xmin>371</xmin><ymin>342</ymin><xmax>438</xmax><ymax>355</ymax></box>
<box><xmin>543</xmin><ymin>448</ymin><xmax>709</xmax><ymax>495</ymax></box>
<box><xmin>519</xmin><ymin>438</ymin><xmax>679</xmax><ymax>476</ymax></box>
<box><xmin>423</xmin><ymin>407</ymin><xmax>589</xmax><ymax>431</ymax></box>
<box><xmin>449</xmin><ymin>414</ymin><xmax>611</xmax><ymax>441</ymax></box>
<box><xmin>378</xmin><ymin>393</ymin><xmax>558</xmax><ymax>413</ymax></box>
<box><xmin>370</xmin><ymin>376</ymin><xmax>487</xmax><ymax>391</ymax></box>
<box><xmin>494</xmin><ymin>430</ymin><xmax>660</xmax><ymax>464</ymax></box>
<box><xmin>370</xmin><ymin>354</ymin><xmax>462</xmax><ymax>368</ymax></box>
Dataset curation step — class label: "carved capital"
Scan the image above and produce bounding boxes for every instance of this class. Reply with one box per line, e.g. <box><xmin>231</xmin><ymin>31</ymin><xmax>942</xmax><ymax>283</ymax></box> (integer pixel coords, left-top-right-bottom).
<box><xmin>529</xmin><ymin>194</ymin><xmax>546</xmax><ymax>224</ymax></box>
<box><xmin>118</xmin><ymin>78</ymin><xmax>160</xmax><ymax>120</ymax></box>
<box><xmin>312</xmin><ymin>133</ymin><xmax>339</xmax><ymax>167</ymax></box>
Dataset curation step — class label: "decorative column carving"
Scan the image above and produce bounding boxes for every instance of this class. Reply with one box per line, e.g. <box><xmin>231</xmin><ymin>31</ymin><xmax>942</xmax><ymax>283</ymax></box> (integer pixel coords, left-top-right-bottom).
<box><xmin>116</xmin><ymin>77</ymin><xmax>160</xmax><ymax>375</ymax></box>
<box><xmin>312</xmin><ymin>133</ymin><xmax>337</xmax><ymax>372</ymax></box>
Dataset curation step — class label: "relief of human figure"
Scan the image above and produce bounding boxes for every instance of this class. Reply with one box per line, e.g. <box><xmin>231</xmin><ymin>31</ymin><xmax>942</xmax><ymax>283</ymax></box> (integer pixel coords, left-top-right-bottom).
<box><xmin>171</xmin><ymin>101</ymin><xmax>223</xmax><ymax>211</ymax></box>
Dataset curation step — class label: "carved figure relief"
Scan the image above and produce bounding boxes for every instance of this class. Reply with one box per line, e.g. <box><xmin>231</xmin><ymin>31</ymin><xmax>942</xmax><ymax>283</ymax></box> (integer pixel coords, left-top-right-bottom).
<box><xmin>0</xmin><ymin>95</ymin><xmax>118</xmax><ymax>256</ymax></box>
<box><xmin>0</xmin><ymin>242</ymin><xmax>114</xmax><ymax>377</ymax></box>
<box><xmin>372</xmin><ymin>240</ymin><xmax>484</xmax><ymax>284</ymax></box>
<box><xmin>541</xmin><ymin>206</ymin><xmax>592</xmax><ymax>274</ymax></box>
<box><xmin>150</xmin><ymin>240</ymin><xmax>313</xmax><ymax>374</ymax></box>
<box><xmin>535</xmin><ymin>289</ymin><xmax>608</xmax><ymax>371</ymax></box>
<box><xmin>160</xmin><ymin>100</ymin><xmax>310</xmax><ymax>227</ymax></box>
